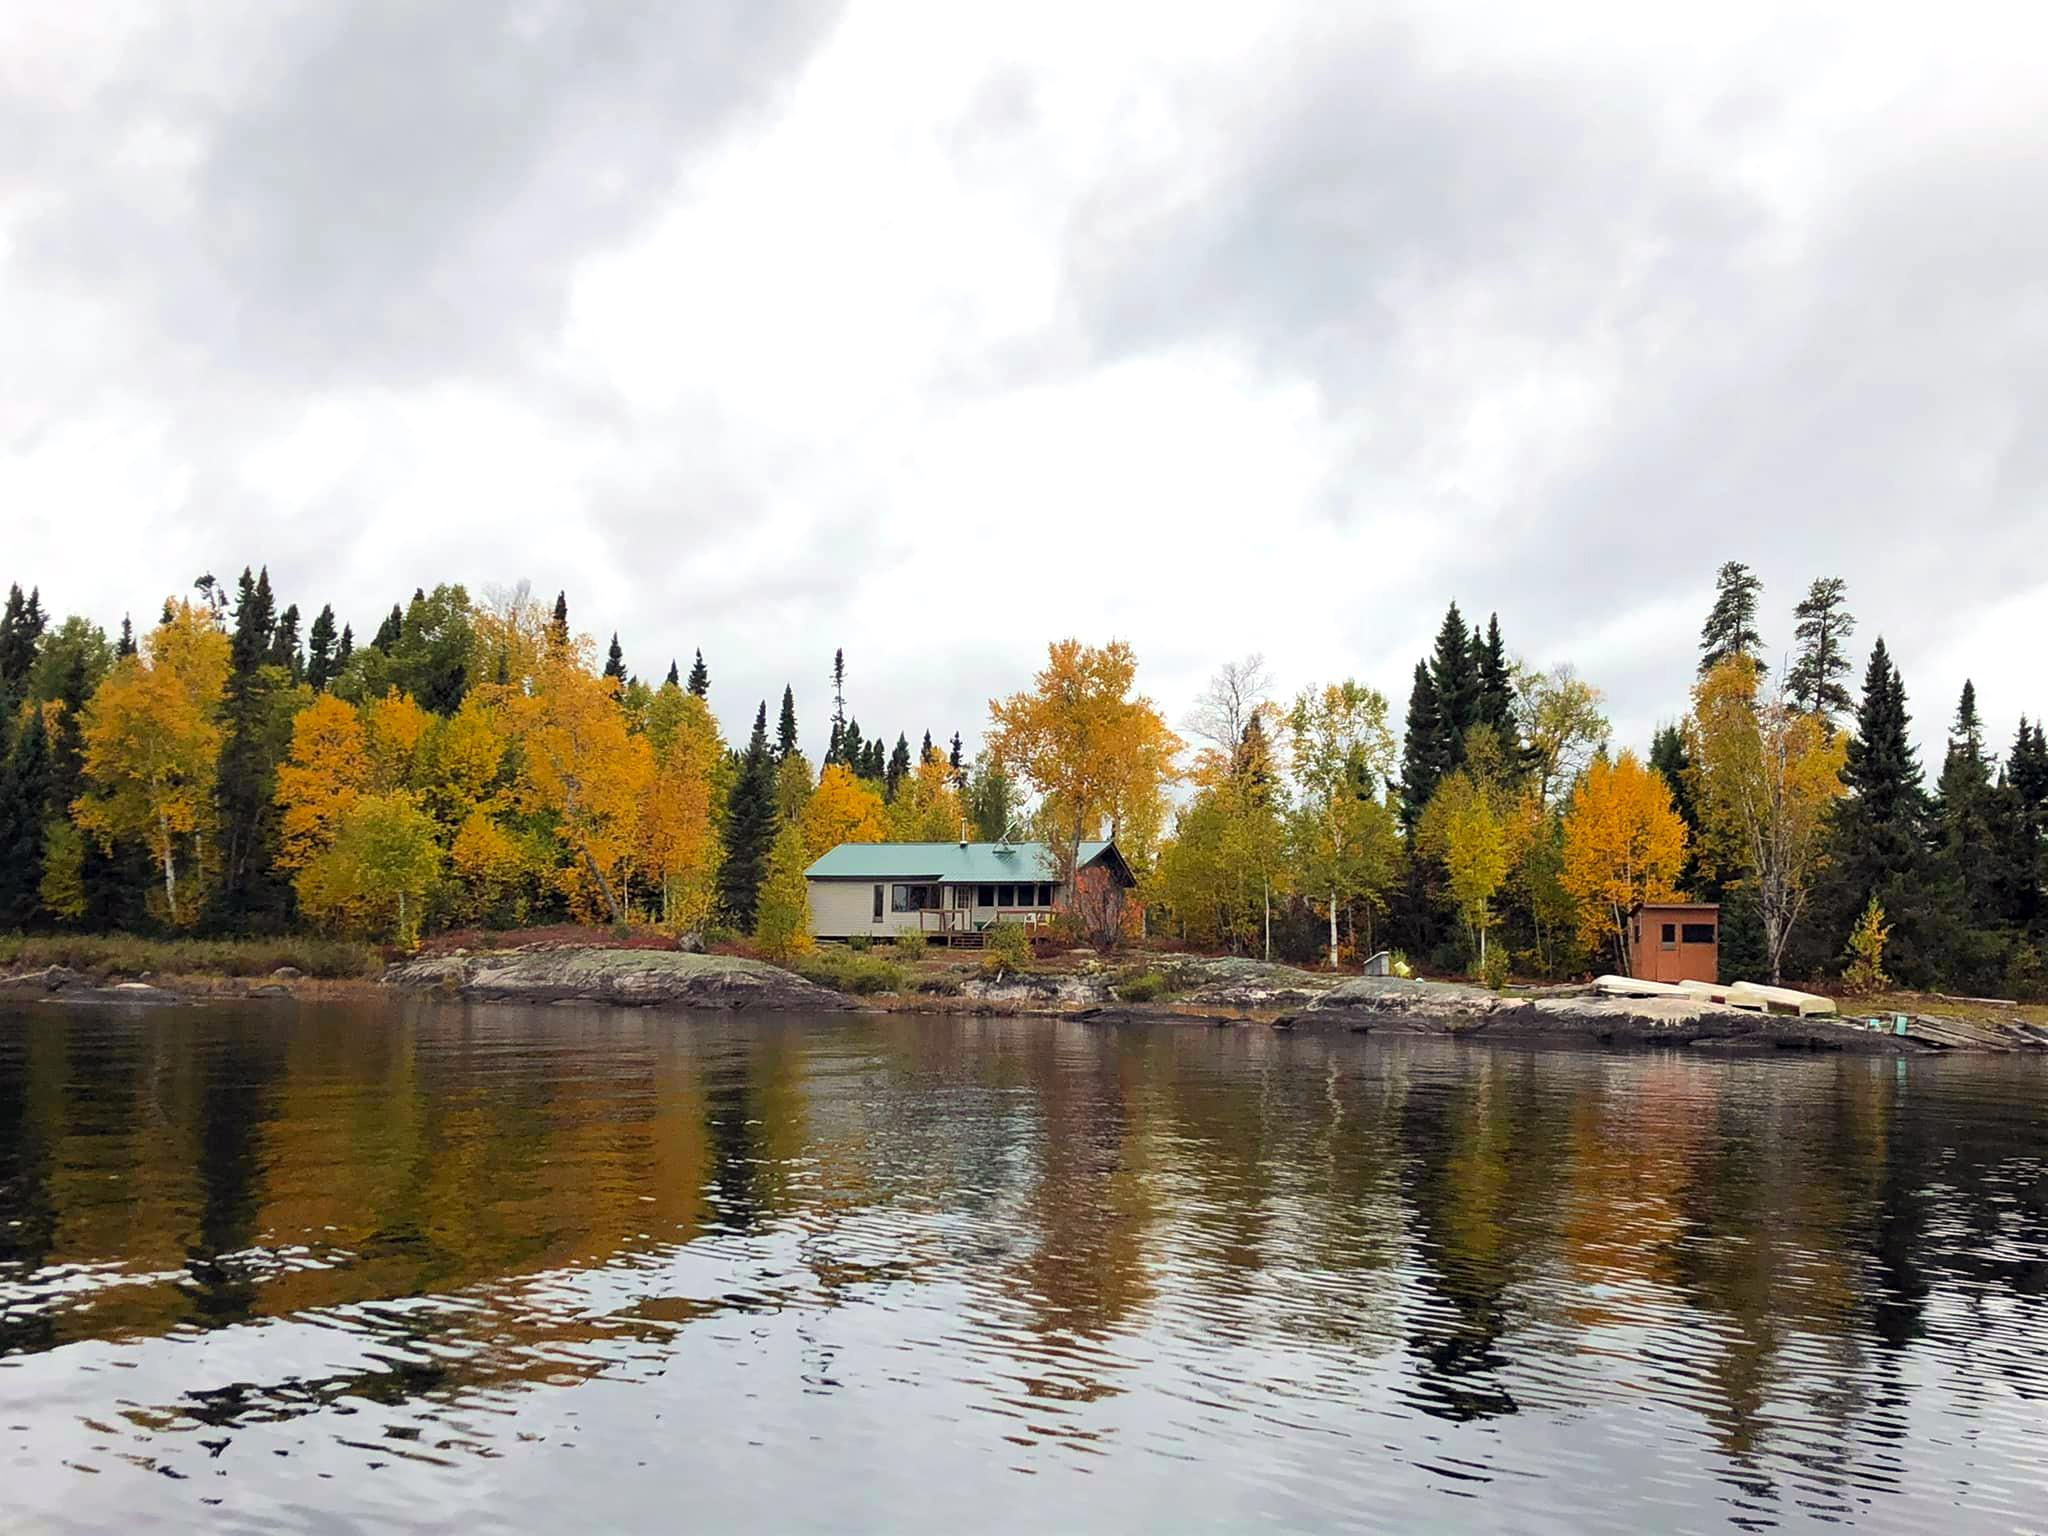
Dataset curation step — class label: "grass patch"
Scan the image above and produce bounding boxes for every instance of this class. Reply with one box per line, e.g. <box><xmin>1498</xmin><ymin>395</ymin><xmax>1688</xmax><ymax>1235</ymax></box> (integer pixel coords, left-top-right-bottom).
<box><xmin>794</xmin><ymin>950</ymin><xmax>906</xmax><ymax>997</ymax></box>
<box><xmin>0</xmin><ymin>933</ymin><xmax>383</xmax><ymax>982</ymax></box>
<box><xmin>1113</xmin><ymin>972</ymin><xmax>1167</xmax><ymax>1004</ymax></box>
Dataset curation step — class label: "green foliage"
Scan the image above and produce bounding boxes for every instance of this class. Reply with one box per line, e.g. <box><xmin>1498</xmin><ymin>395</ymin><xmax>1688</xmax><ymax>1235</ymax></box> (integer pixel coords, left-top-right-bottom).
<box><xmin>752</xmin><ymin>819</ymin><xmax>814</xmax><ymax>963</ymax></box>
<box><xmin>0</xmin><ymin>932</ymin><xmax>380</xmax><ymax>980</ymax></box>
<box><xmin>794</xmin><ymin>949</ymin><xmax>903</xmax><ymax>996</ymax></box>
<box><xmin>982</xmin><ymin>921</ymin><xmax>1031</xmax><ymax>971</ymax></box>
<box><xmin>1842</xmin><ymin>895</ymin><xmax>1890</xmax><ymax>993</ymax></box>
<box><xmin>718</xmin><ymin>702</ymin><xmax>778</xmax><ymax>927</ymax></box>
<box><xmin>1114</xmin><ymin>971</ymin><xmax>1166</xmax><ymax>1003</ymax></box>
<box><xmin>1699</xmin><ymin>560</ymin><xmax>1765</xmax><ymax>675</ymax></box>
<box><xmin>889</xmin><ymin>930</ymin><xmax>929</xmax><ymax>965</ymax></box>
<box><xmin>845</xmin><ymin>933</ymin><xmax>872</xmax><ymax>953</ymax></box>
<box><xmin>1475</xmin><ymin>944</ymin><xmax>1510</xmax><ymax>991</ymax></box>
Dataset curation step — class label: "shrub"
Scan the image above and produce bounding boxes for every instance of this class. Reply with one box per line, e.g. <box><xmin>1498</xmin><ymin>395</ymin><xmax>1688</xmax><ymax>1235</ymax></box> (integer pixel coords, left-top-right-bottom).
<box><xmin>795</xmin><ymin>951</ymin><xmax>904</xmax><ymax>997</ymax></box>
<box><xmin>915</xmin><ymin>974</ymin><xmax>964</xmax><ymax>997</ymax></box>
<box><xmin>983</xmin><ymin>922</ymin><xmax>1032</xmax><ymax>972</ymax></box>
<box><xmin>1114</xmin><ymin>972</ymin><xmax>1165</xmax><ymax>1004</ymax></box>
<box><xmin>1387</xmin><ymin>949</ymin><xmax>1414</xmax><ymax>980</ymax></box>
<box><xmin>1842</xmin><ymin>896</ymin><xmax>1891</xmax><ymax>994</ymax></box>
<box><xmin>846</xmin><ymin>934</ymin><xmax>872</xmax><ymax>953</ymax></box>
<box><xmin>1479</xmin><ymin>945</ymin><xmax>1511</xmax><ymax>991</ymax></box>
<box><xmin>890</xmin><ymin>931</ymin><xmax>929</xmax><ymax>965</ymax></box>
<box><xmin>0</xmin><ymin>934</ymin><xmax>382</xmax><ymax>982</ymax></box>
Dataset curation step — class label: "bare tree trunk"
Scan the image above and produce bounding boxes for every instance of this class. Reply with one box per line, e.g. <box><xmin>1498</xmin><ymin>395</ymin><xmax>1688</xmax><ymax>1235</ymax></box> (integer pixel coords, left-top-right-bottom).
<box><xmin>1263</xmin><ymin>876</ymin><xmax>1271</xmax><ymax>962</ymax></box>
<box><xmin>1328</xmin><ymin>885</ymin><xmax>1339</xmax><ymax>971</ymax></box>
<box><xmin>157</xmin><ymin>808</ymin><xmax>178</xmax><ymax>925</ymax></box>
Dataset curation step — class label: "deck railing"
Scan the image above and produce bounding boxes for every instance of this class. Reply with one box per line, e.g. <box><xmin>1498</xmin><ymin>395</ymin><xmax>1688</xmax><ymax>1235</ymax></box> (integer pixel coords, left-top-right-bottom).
<box><xmin>917</xmin><ymin>908</ymin><xmax>1051</xmax><ymax>935</ymax></box>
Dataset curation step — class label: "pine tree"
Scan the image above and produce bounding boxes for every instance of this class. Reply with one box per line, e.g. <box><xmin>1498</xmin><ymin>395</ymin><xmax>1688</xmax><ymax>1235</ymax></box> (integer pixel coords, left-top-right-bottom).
<box><xmin>665</xmin><ymin>659</ymin><xmax>680</xmax><ymax>688</ymax></box>
<box><xmin>1934</xmin><ymin>681</ymin><xmax>1999</xmax><ymax>936</ymax></box>
<box><xmin>1398</xmin><ymin>661</ymin><xmax>1445</xmax><ymax>830</ymax></box>
<box><xmin>270</xmin><ymin>603</ymin><xmax>303</xmax><ymax>680</ymax></box>
<box><xmin>1786</xmin><ymin>577</ymin><xmax>1856</xmax><ymax>719</ymax></box>
<box><xmin>865</xmin><ymin>738</ymin><xmax>887</xmax><ymax>784</ymax></box>
<box><xmin>949</xmin><ymin>733</ymin><xmax>964</xmax><ymax>775</ymax></box>
<box><xmin>885</xmin><ymin>734</ymin><xmax>911</xmax><ymax>800</ymax></box>
<box><xmin>1648</xmin><ymin>723</ymin><xmax>1700</xmax><ymax>893</ymax></box>
<box><xmin>116</xmin><ymin>615</ymin><xmax>136</xmax><ymax>659</ymax></box>
<box><xmin>603</xmin><ymin>632</ymin><xmax>626</xmax><ymax>684</ymax></box>
<box><xmin>777</xmin><ymin>685</ymin><xmax>799</xmax><ymax>761</ymax></box>
<box><xmin>719</xmin><ymin>703</ymin><xmax>778</xmax><ymax>927</ymax></box>
<box><xmin>335</xmin><ymin>623</ymin><xmax>354</xmax><ymax>673</ymax></box>
<box><xmin>0</xmin><ymin>583</ymin><xmax>46</xmax><ymax>707</ymax></box>
<box><xmin>214</xmin><ymin>566</ymin><xmax>289</xmax><ymax>930</ymax></box>
<box><xmin>371</xmin><ymin>602</ymin><xmax>402</xmax><ymax>653</ymax></box>
<box><xmin>548</xmin><ymin>591</ymin><xmax>570</xmax><ymax>651</ymax></box>
<box><xmin>840</xmin><ymin>718</ymin><xmax>867</xmax><ymax>777</ymax></box>
<box><xmin>305</xmin><ymin>604</ymin><xmax>338</xmax><ymax>690</ymax></box>
<box><xmin>1699</xmin><ymin>561</ymin><xmax>1765</xmax><ymax>675</ymax></box>
<box><xmin>687</xmin><ymin>649</ymin><xmax>709</xmax><ymax>698</ymax></box>
<box><xmin>826</xmin><ymin>649</ymin><xmax>848</xmax><ymax>765</ymax></box>
<box><xmin>1997</xmin><ymin>716</ymin><xmax>2047</xmax><ymax>932</ymax></box>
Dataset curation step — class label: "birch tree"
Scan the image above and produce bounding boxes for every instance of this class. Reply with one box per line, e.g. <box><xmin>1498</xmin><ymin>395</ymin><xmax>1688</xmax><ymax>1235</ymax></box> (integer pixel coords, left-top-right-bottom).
<box><xmin>1287</xmin><ymin>680</ymin><xmax>1396</xmax><ymax>969</ymax></box>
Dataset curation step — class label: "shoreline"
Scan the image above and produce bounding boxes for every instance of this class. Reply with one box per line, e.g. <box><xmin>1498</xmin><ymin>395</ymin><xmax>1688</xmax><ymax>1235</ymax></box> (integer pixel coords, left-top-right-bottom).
<box><xmin>6</xmin><ymin>947</ymin><xmax>2045</xmax><ymax>1055</ymax></box>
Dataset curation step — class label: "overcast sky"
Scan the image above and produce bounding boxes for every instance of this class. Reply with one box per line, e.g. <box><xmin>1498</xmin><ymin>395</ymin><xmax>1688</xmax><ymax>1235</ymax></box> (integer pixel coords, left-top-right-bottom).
<box><xmin>4</xmin><ymin>0</ymin><xmax>2043</xmax><ymax>769</ymax></box>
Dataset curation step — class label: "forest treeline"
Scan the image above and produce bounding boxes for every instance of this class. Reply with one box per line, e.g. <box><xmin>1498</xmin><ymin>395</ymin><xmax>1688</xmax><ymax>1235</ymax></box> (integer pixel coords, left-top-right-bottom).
<box><xmin>0</xmin><ymin>564</ymin><xmax>2041</xmax><ymax>995</ymax></box>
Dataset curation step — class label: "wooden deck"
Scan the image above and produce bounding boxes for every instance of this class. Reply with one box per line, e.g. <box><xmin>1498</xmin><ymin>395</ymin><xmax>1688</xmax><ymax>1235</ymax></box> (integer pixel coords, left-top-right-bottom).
<box><xmin>917</xmin><ymin>908</ymin><xmax>1053</xmax><ymax>948</ymax></box>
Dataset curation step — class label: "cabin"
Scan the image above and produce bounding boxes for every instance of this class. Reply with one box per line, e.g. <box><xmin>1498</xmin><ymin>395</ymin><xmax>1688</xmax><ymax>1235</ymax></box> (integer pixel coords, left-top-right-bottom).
<box><xmin>804</xmin><ymin>839</ymin><xmax>1135</xmax><ymax>944</ymax></box>
<box><xmin>1628</xmin><ymin>901</ymin><xmax>1720</xmax><ymax>985</ymax></box>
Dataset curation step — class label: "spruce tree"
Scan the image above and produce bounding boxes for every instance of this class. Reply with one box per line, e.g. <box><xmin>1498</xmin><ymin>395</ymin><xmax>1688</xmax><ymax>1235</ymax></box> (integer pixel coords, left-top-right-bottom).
<box><xmin>665</xmin><ymin>659</ymin><xmax>680</xmax><ymax>688</ymax></box>
<box><xmin>949</xmin><ymin>733</ymin><xmax>964</xmax><ymax>774</ymax></box>
<box><xmin>270</xmin><ymin>603</ymin><xmax>303</xmax><ymax>680</ymax></box>
<box><xmin>116</xmin><ymin>615</ymin><xmax>136</xmax><ymax>659</ymax></box>
<box><xmin>1998</xmin><ymin>717</ymin><xmax>2048</xmax><ymax>931</ymax></box>
<box><xmin>0</xmin><ymin>583</ymin><xmax>46</xmax><ymax>707</ymax></box>
<box><xmin>865</xmin><ymin>739</ymin><xmax>886</xmax><ymax>781</ymax></box>
<box><xmin>687</xmin><ymin>649</ymin><xmax>709</xmax><ymax>697</ymax></box>
<box><xmin>0</xmin><ymin>707</ymin><xmax>50</xmax><ymax>928</ymax></box>
<box><xmin>548</xmin><ymin>591</ymin><xmax>570</xmax><ymax>651</ymax></box>
<box><xmin>1473</xmin><ymin>613</ymin><xmax>1515</xmax><ymax>738</ymax></box>
<box><xmin>885</xmin><ymin>734</ymin><xmax>911</xmax><ymax>800</ymax></box>
<box><xmin>1934</xmin><ymin>681</ymin><xmax>1998</xmax><ymax>936</ymax></box>
<box><xmin>603</xmin><ymin>632</ymin><xmax>627</xmax><ymax>684</ymax></box>
<box><xmin>719</xmin><ymin>703</ymin><xmax>779</xmax><ymax>927</ymax></box>
<box><xmin>1824</xmin><ymin>639</ymin><xmax>1937</xmax><ymax>984</ymax></box>
<box><xmin>827</xmin><ymin>649</ymin><xmax>848</xmax><ymax>764</ymax></box>
<box><xmin>840</xmin><ymin>718</ymin><xmax>866</xmax><ymax>776</ymax></box>
<box><xmin>371</xmin><ymin>602</ymin><xmax>402</xmax><ymax>652</ymax></box>
<box><xmin>1398</xmin><ymin>660</ymin><xmax>1445</xmax><ymax>830</ymax></box>
<box><xmin>335</xmin><ymin>623</ymin><xmax>354</xmax><ymax>672</ymax></box>
<box><xmin>776</xmin><ymin>685</ymin><xmax>799</xmax><ymax>761</ymax></box>
<box><xmin>1428</xmin><ymin>602</ymin><xmax>1479</xmax><ymax>759</ymax></box>
<box><xmin>305</xmin><ymin>605</ymin><xmax>338</xmax><ymax>690</ymax></box>
<box><xmin>1786</xmin><ymin>577</ymin><xmax>1855</xmax><ymax>719</ymax></box>
<box><xmin>214</xmin><ymin>567</ymin><xmax>288</xmax><ymax>931</ymax></box>
<box><xmin>1699</xmin><ymin>561</ymin><xmax>1765</xmax><ymax>675</ymax></box>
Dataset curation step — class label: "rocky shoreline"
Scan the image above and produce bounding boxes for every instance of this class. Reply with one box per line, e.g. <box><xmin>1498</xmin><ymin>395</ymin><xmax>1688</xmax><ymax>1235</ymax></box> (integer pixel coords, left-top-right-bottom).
<box><xmin>7</xmin><ymin>947</ymin><xmax>2043</xmax><ymax>1054</ymax></box>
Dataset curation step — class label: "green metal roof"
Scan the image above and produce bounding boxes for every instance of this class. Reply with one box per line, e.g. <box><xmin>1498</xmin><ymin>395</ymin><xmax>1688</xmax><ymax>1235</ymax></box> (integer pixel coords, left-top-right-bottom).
<box><xmin>804</xmin><ymin>839</ymin><xmax>1121</xmax><ymax>883</ymax></box>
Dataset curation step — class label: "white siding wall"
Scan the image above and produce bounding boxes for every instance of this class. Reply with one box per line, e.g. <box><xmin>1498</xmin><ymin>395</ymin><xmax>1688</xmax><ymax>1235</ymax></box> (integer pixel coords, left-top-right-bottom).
<box><xmin>807</xmin><ymin>879</ymin><xmax>927</xmax><ymax>939</ymax></box>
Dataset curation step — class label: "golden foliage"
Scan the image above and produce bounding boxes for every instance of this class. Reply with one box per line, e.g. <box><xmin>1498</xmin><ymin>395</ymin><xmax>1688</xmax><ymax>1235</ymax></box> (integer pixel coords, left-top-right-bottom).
<box><xmin>1559</xmin><ymin>749</ymin><xmax>1688</xmax><ymax>971</ymax></box>
<box><xmin>753</xmin><ymin>819</ymin><xmax>814</xmax><ymax>962</ymax></box>
<box><xmin>884</xmin><ymin>748</ymin><xmax>962</xmax><ymax>842</ymax></box>
<box><xmin>72</xmin><ymin>602</ymin><xmax>232</xmax><ymax>926</ymax></box>
<box><xmin>803</xmin><ymin>763</ymin><xmax>886</xmax><ymax>860</ymax></box>
<box><xmin>1843</xmin><ymin>895</ymin><xmax>1891</xmax><ymax>994</ymax></box>
<box><xmin>275</xmin><ymin>693</ymin><xmax>369</xmax><ymax>871</ymax></box>
<box><xmin>297</xmin><ymin>791</ymin><xmax>444</xmax><ymax>945</ymax></box>
<box><xmin>450</xmin><ymin>808</ymin><xmax>528</xmax><ymax>924</ymax></box>
<box><xmin>639</xmin><ymin>695</ymin><xmax>720</xmax><ymax>931</ymax></box>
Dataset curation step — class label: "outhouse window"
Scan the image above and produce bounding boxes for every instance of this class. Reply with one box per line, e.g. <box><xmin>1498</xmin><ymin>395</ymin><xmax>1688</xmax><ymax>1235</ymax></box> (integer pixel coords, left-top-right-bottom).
<box><xmin>1661</xmin><ymin>923</ymin><xmax>1677</xmax><ymax>949</ymax></box>
<box><xmin>1681</xmin><ymin>923</ymin><xmax>1716</xmax><ymax>944</ymax></box>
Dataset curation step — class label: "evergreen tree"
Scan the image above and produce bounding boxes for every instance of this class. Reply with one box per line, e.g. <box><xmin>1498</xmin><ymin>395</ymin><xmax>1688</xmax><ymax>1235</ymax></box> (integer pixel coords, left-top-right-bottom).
<box><xmin>305</xmin><ymin>604</ymin><xmax>338</xmax><ymax>690</ymax></box>
<box><xmin>665</xmin><ymin>659</ymin><xmax>680</xmax><ymax>688</ymax></box>
<box><xmin>719</xmin><ymin>703</ymin><xmax>778</xmax><ymax>927</ymax></box>
<box><xmin>335</xmin><ymin>623</ymin><xmax>354</xmax><ymax>673</ymax></box>
<box><xmin>949</xmin><ymin>733</ymin><xmax>964</xmax><ymax>775</ymax></box>
<box><xmin>1698</xmin><ymin>561</ymin><xmax>1765</xmax><ymax>675</ymax></box>
<box><xmin>548</xmin><ymin>591</ymin><xmax>570</xmax><ymax>651</ymax></box>
<box><xmin>371</xmin><ymin>602</ymin><xmax>403</xmax><ymax>652</ymax></box>
<box><xmin>840</xmin><ymin>718</ymin><xmax>867</xmax><ymax>776</ymax></box>
<box><xmin>864</xmin><ymin>739</ymin><xmax>886</xmax><ymax>781</ymax></box>
<box><xmin>1473</xmin><ymin>613</ymin><xmax>1515</xmax><ymax>738</ymax></box>
<box><xmin>270</xmin><ymin>603</ymin><xmax>303</xmax><ymax>681</ymax></box>
<box><xmin>827</xmin><ymin>649</ymin><xmax>848</xmax><ymax>763</ymax></box>
<box><xmin>687</xmin><ymin>649</ymin><xmax>709</xmax><ymax>698</ymax></box>
<box><xmin>885</xmin><ymin>734</ymin><xmax>912</xmax><ymax>800</ymax></box>
<box><xmin>0</xmin><ymin>706</ymin><xmax>50</xmax><ymax>927</ymax></box>
<box><xmin>1996</xmin><ymin>717</ymin><xmax>2048</xmax><ymax>932</ymax></box>
<box><xmin>603</xmin><ymin>632</ymin><xmax>627</xmax><ymax>684</ymax></box>
<box><xmin>214</xmin><ymin>566</ymin><xmax>289</xmax><ymax>931</ymax></box>
<box><xmin>1786</xmin><ymin>577</ymin><xmax>1856</xmax><ymax>720</ymax></box>
<box><xmin>0</xmin><ymin>583</ymin><xmax>46</xmax><ymax>706</ymax></box>
<box><xmin>1824</xmin><ymin>640</ymin><xmax>1938</xmax><ymax>984</ymax></box>
<box><xmin>1398</xmin><ymin>661</ymin><xmax>1446</xmax><ymax>830</ymax></box>
<box><xmin>115</xmin><ymin>615</ymin><xmax>136</xmax><ymax>659</ymax></box>
<box><xmin>777</xmin><ymin>685</ymin><xmax>799</xmax><ymax>760</ymax></box>
<box><xmin>1428</xmin><ymin>602</ymin><xmax>1479</xmax><ymax>758</ymax></box>
<box><xmin>1933</xmin><ymin>681</ymin><xmax>1999</xmax><ymax>939</ymax></box>
<box><xmin>921</xmin><ymin>729</ymin><xmax>934</xmax><ymax>762</ymax></box>
<box><xmin>1648</xmin><ymin>723</ymin><xmax>1701</xmax><ymax>893</ymax></box>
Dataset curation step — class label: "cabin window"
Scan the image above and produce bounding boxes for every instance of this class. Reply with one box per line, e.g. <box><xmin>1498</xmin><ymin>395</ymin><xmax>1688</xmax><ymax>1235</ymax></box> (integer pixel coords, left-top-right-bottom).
<box><xmin>1660</xmin><ymin>923</ymin><xmax>1677</xmax><ymax>949</ymax></box>
<box><xmin>978</xmin><ymin>885</ymin><xmax>994</xmax><ymax>907</ymax></box>
<box><xmin>998</xmin><ymin>884</ymin><xmax>1015</xmax><ymax>907</ymax></box>
<box><xmin>872</xmin><ymin>885</ymin><xmax>883</xmax><ymax>921</ymax></box>
<box><xmin>1037</xmin><ymin>883</ymin><xmax>1053</xmax><ymax>907</ymax></box>
<box><xmin>1681</xmin><ymin>923</ymin><xmax>1716</xmax><ymax>945</ymax></box>
<box><xmin>892</xmin><ymin>884</ymin><xmax>935</xmax><ymax>913</ymax></box>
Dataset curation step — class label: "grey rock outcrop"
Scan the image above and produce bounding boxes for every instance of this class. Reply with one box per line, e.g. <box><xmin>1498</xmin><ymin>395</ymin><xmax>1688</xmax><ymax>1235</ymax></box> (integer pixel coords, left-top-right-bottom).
<box><xmin>383</xmin><ymin>948</ymin><xmax>852</xmax><ymax>1010</ymax></box>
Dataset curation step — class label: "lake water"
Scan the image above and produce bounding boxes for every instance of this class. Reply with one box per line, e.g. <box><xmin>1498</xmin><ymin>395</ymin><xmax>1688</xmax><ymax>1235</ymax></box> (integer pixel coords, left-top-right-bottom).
<box><xmin>2</xmin><ymin>1001</ymin><xmax>2046</xmax><ymax>1534</ymax></box>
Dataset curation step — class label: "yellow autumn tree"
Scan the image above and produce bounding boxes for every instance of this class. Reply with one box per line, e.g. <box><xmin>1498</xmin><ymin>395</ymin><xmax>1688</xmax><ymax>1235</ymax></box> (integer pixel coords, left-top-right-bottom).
<box><xmin>275</xmin><ymin>693</ymin><xmax>369</xmax><ymax>871</ymax></box>
<box><xmin>802</xmin><ymin>763</ymin><xmax>887</xmax><ymax>860</ymax></box>
<box><xmin>419</xmin><ymin>697</ymin><xmax>507</xmax><ymax>831</ymax></box>
<box><xmin>72</xmin><ymin>602</ymin><xmax>231</xmax><ymax>926</ymax></box>
<box><xmin>638</xmin><ymin>689</ymin><xmax>721</xmax><ymax>931</ymax></box>
<box><xmin>884</xmin><ymin>746</ymin><xmax>963</xmax><ymax>841</ymax></box>
<box><xmin>297</xmin><ymin>791</ymin><xmax>444</xmax><ymax>945</ymax></box>
<box><xmin>1560</xmin><ymin>749</ymin><xmax>1688</xmax><ymax>973</ymax></box>
<box><xmin>986</xmin><ymin>638</ymin><xmax>1182</xmax><ymax>901</ymax></box>
<box><xmin>449</xmin><ymin>808</ymin><xmax>529</xmax><ymax>925</ymax></box>
<box><xmin>504</xmin><ymin>650</ymin><xmax>652</xmax><ymax>923</ymax></box>
<box><xmin>752</xmin><ymin>819</ymin><xmax>814</xmax><ymax>963</ymax></box>
<box><xmin>1683</xmin><ymin>656</ymin><xmax>1846</xmax><ymax>984</ymax></box>
<box><xmin>363</xmin><ymin>689</ymin><xmax>432</xmax><ymax>793</ymax></box>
